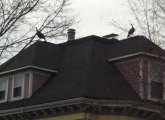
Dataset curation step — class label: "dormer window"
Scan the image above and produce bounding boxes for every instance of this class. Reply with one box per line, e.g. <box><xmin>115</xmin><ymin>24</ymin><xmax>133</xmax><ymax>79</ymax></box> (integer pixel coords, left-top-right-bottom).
<box><xmin>148</xmin><ymin>62</ymin><xmax>165</xmax><ymax>100</ymax></box>
<box><xmin>151</xmin><ymin>81</ymin><xmax>163</xmax><ymax>99</ymax></box>
<box><xmin>12</xmin><ymin>75</ymin><xmax>24</xmax><ymax>100</ymax></box>
<box><xmin>0</xmin><ymin>79</ymin><xmax>8</xmax><ymax>102</ymax></box>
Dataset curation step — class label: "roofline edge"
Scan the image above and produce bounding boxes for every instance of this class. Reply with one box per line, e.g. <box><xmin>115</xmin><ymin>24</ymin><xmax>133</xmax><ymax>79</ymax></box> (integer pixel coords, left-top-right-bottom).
<box><xmin>108</xmin><ymin>52</ymin><xmax>165</xmax><ymax>62</ymax></box>
<box><xmin>0</xmin><ymin>97</ymin><xmax>164</xmax><ymax>117</ymax></box>
<box><xmin>0</xmin><ymin>65</ymin><xmax>58</xmax><ymax>75</ymax></box>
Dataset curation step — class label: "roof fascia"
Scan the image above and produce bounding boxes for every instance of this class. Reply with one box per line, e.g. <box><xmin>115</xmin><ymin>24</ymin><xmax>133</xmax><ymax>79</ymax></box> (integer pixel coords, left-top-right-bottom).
<box><xmin>0</xmin><ymin>65</ymin><xmax>58</xmax><ymax>75</ymax></box>
<box><xmin>0</xmin><ymin>97</ymin><xmax>163</xmax><ymax>117</ymax></box>
<box><xmin>108</xmin><ymin>52</ymin><xmax>165</xmax><ymax>62</ymax></box>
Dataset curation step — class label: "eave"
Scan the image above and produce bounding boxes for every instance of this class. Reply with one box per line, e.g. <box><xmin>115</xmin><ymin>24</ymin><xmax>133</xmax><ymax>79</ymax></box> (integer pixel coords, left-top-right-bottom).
<box><xmin>0</xmin><ymin>65</ymin><xmax>58</xmax><ymax>76</ymax></box>
<box><xmin>0</xmin><ymin>97</ymin><xmax>164</xmax><ymax>120</ymax></box>
<box><xmin>108</xmin><ymin>52</ymin><xmax>165</xmax><ymax>62</ymax></box>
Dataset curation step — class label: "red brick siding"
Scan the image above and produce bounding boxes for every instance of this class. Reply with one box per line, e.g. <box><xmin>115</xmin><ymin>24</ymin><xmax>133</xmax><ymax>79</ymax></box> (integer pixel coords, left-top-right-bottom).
<box><xmin>32</xmin><ymin>73</ymin><xmax>49</xmax><ymax>94</ymax></box>
<box><xmin>24</xmin><ymin>73</ymin><xmax>30</xmax><ymax>98</ymax></box>
<box><xmin>7</xmin><ymin>77</ymin><xmax>12</xmax><ymax>101</ymax></box>
<box><xmin>114</xmin><ymin>56</ymin><xmax>165</xmax><ymax>100</ymax></box>
<box><xmin>114</xmin><ymin>59</ymin><xmax>141</xmax><ymax>96</ymax></box>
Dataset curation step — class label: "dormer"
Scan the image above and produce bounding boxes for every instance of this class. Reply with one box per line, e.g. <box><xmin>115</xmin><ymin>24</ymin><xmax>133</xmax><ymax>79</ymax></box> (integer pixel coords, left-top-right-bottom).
<box><xmin>109</xmin><ymin>36</ymin><xmax>165</xmax><ymax>101</ymax></box>
<box><xmin>0</xmin><ymin>41</ymin><xmax>61</xmax><ymax>102</ymax></box>
<box><xmin>0</xmin><ymin>66</ymin><xmax>57</xmax><ymax>103</ymax></box>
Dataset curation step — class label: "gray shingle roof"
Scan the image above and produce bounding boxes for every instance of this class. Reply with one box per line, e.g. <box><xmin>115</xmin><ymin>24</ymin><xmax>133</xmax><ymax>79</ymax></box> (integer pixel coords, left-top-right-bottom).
<box><xmin>0</xmin><ymin>35</ymin><xmax>163</xmax><ymax>110</ymax></box>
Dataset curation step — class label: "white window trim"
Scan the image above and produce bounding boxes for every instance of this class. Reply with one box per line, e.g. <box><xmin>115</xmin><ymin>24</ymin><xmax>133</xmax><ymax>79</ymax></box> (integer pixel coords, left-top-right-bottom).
<box><xmin>11</xmin><ymin>74</ymin><xmax>25</xmax><ymax>101</ymax></box>
<box><xmin>139</xmin><ymin>58</ymin><xmax>144</xmax><ymax>99</ymax></box>
<box><xmin>0</xmin><ymin>78</ymin><xmax>8</xmax><ymax>103</ymax></box>
<box><xmin>163</xmin><ymin>82</ymin><xmax>165</xmax><ymax>100</ymax></box>
<box><xmin>28</xmin><ymin>72</ymin><xmax>33</xmax><ymax>98</ymax></box>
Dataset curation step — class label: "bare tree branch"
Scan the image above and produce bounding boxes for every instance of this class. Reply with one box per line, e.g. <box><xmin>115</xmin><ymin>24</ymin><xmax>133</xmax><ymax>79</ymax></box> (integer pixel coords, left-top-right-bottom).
<box><xmin>0</xmin><ymin>0</ymin><xmax>76</xmax><ymax>63</ymax></box>
<box><xmin>104</xmin><ymin>0</ymin><xmax>165</xmax><ymax>47</ymax></box>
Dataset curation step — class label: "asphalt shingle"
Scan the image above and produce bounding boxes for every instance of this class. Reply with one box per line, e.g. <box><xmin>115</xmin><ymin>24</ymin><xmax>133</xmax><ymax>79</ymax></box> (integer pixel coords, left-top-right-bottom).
<box><xmin>0</xmin><ymin>35</ymin><xmax>163</xmax><ymax>110</ymax></box>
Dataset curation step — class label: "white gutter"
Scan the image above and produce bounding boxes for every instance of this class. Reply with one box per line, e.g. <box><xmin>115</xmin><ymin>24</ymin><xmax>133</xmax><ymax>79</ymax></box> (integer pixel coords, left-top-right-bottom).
<box><xmin>0</xmin><ymin>65</ymin><xmax>58</xmax><ymax>75</ymax></box>
<box><xmin>108</xmin><ymin>52</ymin><xmax>165</xmax><ymax>62</ymax></box>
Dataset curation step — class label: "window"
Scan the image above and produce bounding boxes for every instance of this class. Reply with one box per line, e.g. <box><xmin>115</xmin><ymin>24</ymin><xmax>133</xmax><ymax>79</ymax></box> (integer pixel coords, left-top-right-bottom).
<box><xmin>148</xmin><ymin>62</ymin><xmax>165</xmax><ymax>100</ymax></box>
<box><xmin>13</xmin><ymin>75</ymin><xmax>24</xmax><ymax>99</ymax></box>
<box><xmin>151</xmin><ymin>81</ymin><xmax>163</xmax><ymax>99</ymax></box>
<box><xmin>0</xmin><ymin>79</ymin><xmax>7</xmax><ymax>101</ymax></box>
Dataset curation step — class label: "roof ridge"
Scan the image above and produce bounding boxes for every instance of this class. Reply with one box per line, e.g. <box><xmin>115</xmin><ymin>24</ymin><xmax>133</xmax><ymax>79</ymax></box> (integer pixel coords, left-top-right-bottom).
<box><xmin>0</xmin><ymin>41</ymin><xmax>40</xmax><ymax>71</ymax></box>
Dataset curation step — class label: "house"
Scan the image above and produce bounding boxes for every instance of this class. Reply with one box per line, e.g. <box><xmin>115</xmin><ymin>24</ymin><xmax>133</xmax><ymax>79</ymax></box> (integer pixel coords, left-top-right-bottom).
<box><xmin>0</xmin><ymin>30</ymin><xmax>164</xmax><ymax>120</ymax></box>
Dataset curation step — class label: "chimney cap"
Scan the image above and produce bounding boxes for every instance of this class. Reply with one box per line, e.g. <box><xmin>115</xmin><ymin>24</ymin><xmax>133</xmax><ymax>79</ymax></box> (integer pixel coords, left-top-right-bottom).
<box><xmin>67</xmin><ymin>28</ymin><xmax>76</xmax><ymax>41</ymax></box>
<box><xmin>67</xmin><ymin>29</ymin><xmax>75</xmax><ymax>33</ymax></box>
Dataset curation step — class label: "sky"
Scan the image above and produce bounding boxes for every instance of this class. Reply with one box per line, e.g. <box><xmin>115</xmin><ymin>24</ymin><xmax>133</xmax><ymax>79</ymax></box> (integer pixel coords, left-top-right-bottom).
<box><xmin>70</xmin><ymin>0</ymin><xmax>134</xmax><ymax>39</ymax></box>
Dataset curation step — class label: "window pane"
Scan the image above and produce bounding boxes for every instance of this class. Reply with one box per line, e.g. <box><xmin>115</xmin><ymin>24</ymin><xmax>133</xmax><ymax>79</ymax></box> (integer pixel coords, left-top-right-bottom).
<box><xmin>13</xmin><ymin>87</ymin><xmax>21</xmax><ymax>97</ymax></box>
<box><xmin>13</xmin><ymin>75</ymin><xmax>23</xmax><ymax>98</ymax></box>
<box><xmin>14</xmin><ymin>75</ymin><xmax>23</xmax><ymax>88</ymax></box>
<box><xmin>0</xmin><ymin>80</ymin><xmax>7</xmax><ymax>91</ymax></box>
<box><xmin>151</xmin><ymin>81</ymin><xmax>163</xmax><ymax>99</ymax></box>
<box><xmin>0</xmin><ymin>90</ymin><xmax>5</xmax><ymax>100</ymax></box>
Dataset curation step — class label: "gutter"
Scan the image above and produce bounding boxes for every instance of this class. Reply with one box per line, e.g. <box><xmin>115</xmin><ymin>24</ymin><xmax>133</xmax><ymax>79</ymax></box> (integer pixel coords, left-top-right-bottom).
<box><xmin>0</xmin><ymin>65</ymin><xmax>58</xmax><ymax>75</ymax></box>
<box><xmin>0</xmin><ymin>97</ymin><xmax>164</xmax><ymax>117</ymax></box>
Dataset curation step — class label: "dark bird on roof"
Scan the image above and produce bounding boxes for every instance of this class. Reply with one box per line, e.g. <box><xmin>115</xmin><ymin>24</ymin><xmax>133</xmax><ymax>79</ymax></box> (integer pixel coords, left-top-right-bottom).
<box><xmin>36</xmin><ymin>27</ymin><xmax>46</xmax><ymax>42</ymax></box>
<box><xmin>127</xmin><ymin>24</ymin><xmax>135</xmax><ymax>38</ymax></box>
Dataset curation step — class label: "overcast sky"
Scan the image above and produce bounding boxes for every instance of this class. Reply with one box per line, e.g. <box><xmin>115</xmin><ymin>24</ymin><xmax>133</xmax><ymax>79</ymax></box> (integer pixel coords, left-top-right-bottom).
<box><xmin>70</xmin><ymin>0</ymin><xmax>134</xmax><ymax>39</ymax></box>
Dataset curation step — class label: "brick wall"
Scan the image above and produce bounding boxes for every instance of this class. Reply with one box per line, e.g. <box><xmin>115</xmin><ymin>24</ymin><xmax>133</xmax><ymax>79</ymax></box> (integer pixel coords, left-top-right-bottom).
<box><xmin>32</xmin><ymin>72</ymin><xmax>50</xmax><ymax>95</ymax></box>
<box><xmin>114</xmin><ymin>58</ymin><xmax>141</xmax><ymax>96</ymax></box>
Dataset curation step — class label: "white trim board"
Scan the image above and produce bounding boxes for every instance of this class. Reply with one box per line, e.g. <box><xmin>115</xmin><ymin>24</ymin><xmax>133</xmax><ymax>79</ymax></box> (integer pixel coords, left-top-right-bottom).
<box><xmin>108</xmin><ymin>52</ymin><xmax>165</xmax><ymax>62</ymax></box>
<box><xmin>0</xmin><ymin>65</ymin><xmax>58</xmax><ymax>75</ymax></box>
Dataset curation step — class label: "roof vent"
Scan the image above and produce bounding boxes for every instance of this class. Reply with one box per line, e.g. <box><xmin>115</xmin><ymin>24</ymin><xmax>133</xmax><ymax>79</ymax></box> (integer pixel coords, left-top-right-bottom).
<box><xmin>103</xmin><ymin>33</ymin><xmax>118</xmax><ymax>39</ymax></box>
<box><xmin>67</xmin><ymin>29</ymin><xmax>75</xmax><ymax>41</ymax></box>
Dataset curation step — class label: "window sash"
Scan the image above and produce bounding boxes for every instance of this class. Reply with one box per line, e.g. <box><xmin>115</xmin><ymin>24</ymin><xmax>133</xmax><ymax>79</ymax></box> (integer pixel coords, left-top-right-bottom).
<box><xmin>14</xmin><ymin>75</ymin><xmax>23</xmax><ymax>88</ymax></box>
<box><xmin>0</xmin><ymin>90</ymin><xmax>5</xmax><ymax>100</ymax></box>
<box><xmin>151</xmin><ymin>81</ymin><xmax>163</xmax><ymax>99</ymax></box>
<box><xmin>0</xmin><ymin>79</ymin><xmax>7</xmax><ymax>91</ymax></box>
<box><xmin>0</xmin><ymin>79</ymin><xmax>7</xmax><ymax>101</ymax></box>
<box><xmin>13</xmin><ymin>87</ymin><xmax>21</xmax><ymax>97</ymax></box>
<box><xmin>13</xmin><ymin>75</ymin><xmax>24</xmax><ymax>98</ymax></box>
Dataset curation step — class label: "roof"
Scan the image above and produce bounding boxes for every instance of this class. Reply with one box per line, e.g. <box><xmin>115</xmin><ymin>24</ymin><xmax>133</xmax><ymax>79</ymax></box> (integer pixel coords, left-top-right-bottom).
<box><xmin>1</xmin><ymin>35</ymin><xmax>164</xmax><ymax>73</ymax></box>
<box><xmin>103</xmin><ymin>33</ymin><xmax>119</xmax><ymax>38</ymax></box>
<box><xmin>108</xmin><ymin>36</ymin><xmax>165</xmax><ymax>59</ymax></box>
<box><xmin>0</xmin><ymin>41</ymin><xmax>63</xmax><ymax>73</ymax></box>
<box><xmin>0</xmin><ymin>35</ymin><xmax>164</xmax><ymax>110</ymax></box>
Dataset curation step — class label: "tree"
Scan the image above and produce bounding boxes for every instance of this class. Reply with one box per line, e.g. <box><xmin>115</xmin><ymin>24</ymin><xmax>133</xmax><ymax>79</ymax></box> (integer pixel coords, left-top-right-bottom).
<box><xmin>106</xmin><ymin>0</ymin><xmax>165</xmax><ymax>47</ymax></box>
<box><xmin>0</xmin><ymin>0</ymin><xmax>76</xmax><ymax>62</ymax></box>
<box><xmin>127</xmin><ymin>0</ymin><xmax>165</xmax><ymax>45</ymax></box>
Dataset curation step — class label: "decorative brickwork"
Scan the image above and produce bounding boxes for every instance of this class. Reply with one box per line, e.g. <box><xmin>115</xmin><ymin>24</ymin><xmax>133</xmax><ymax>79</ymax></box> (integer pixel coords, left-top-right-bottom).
<box><xmin>114</xmin><ymin>59</ymin><xmax>141</xmax><ymax>96</ymax></box>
